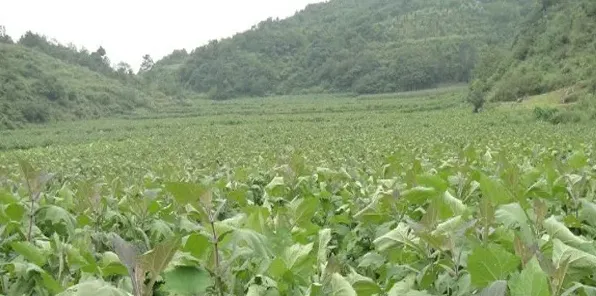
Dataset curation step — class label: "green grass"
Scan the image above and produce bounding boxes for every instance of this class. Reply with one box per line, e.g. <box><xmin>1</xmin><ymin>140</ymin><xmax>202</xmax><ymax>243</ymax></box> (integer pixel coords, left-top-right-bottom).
<box><xmin>2</xmin><ymin>89</ymin><xmax>596</xmax><ymax>295</ymax></box>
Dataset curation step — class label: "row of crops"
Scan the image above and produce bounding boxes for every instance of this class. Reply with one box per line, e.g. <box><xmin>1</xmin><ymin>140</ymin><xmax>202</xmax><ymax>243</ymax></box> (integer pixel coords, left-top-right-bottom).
<box><xmin>1</xmin><ymin>94</ymin><xmax>596</xmax><ymax>295</ymax></box>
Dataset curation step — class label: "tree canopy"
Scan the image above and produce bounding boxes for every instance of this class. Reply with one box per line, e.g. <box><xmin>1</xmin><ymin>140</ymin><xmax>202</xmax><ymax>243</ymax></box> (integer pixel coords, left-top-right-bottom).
<box><xmin>468</xmin><ymin>0</ymin><xmax>596</xmax><ymax>103</ymax></box>
<box><xmin>146</xmin><ymin>0</ymin><xmax>534</xmax><ymax>99</ymax></box>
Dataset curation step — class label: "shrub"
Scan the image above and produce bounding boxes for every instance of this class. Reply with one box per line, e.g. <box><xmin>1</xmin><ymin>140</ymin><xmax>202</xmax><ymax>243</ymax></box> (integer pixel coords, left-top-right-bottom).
<box><xmin>534</xmin><ymin>106</ymin><xmax>582</xmax><ymax>124</ymax></box>
<box><xmin>21</xmin><ymin>103</ymin><xmax>50</xmax><ymax>123</ymax></box>
<box><xmin>493</xmin><ymin>71</ymin><xmax>545</xmax><ymax>101</ymax></box>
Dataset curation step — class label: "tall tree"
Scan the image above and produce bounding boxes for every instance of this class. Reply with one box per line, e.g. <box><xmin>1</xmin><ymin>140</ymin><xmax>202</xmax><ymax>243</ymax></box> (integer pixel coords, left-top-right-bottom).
<box><xmin>116</xmin><ymin>62</ymin><xmax>134</xmax><ymax>75</ymax></box>
<box><xmin>95</xmin><ymin>46</ymin><xmax>106</xmax><ymax>57</ymax></box>
<box><xmin>0</xmin><ymin>25</ymin><xmax>12</xmax><ymax>43</ymax></box>
<box><xmin>139</xmin><ymin>54</ymin><xmax>154</xmax><ymax>73</ymax></box>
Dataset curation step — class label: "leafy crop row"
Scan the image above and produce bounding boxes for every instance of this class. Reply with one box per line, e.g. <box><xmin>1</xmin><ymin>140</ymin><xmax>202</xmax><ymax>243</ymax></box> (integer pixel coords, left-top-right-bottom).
<box><xmin>1</xmin><ymin>97</ymin><xmax>596</xmax><ymax>295</ymax></box>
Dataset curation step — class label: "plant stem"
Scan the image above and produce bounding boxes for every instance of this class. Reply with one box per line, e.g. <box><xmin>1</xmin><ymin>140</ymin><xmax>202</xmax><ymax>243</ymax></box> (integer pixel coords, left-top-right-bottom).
<box><xmin>210</xmin><ymin>216</ymin><xmax>224</xmax><ymax>296</ymax></box>
<box><xmin>146</xmin><ymin>276</ymin><xmax>157</xmax><ymax>296</ymax></box>
<box><xmin>24</xmin><ymin>174</ymin><xmax>35</xmax><ymax>242</ymax></box>
<box><xmin>28</xmin><ymin>197</ymin><xmax>35</xmax><ymax>242</ymax></box>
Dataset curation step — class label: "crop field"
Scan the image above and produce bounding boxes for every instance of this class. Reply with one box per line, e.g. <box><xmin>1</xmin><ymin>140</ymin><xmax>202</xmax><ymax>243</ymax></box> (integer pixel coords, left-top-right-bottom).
<box><xmin>2</xmin><ymin>90</ymin><xmax>596</xmax><ymax>295</ymax></box>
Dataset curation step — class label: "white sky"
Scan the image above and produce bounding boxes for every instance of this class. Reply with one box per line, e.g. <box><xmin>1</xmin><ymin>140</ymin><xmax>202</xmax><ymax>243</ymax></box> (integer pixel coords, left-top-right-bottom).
<box><xmin>0</xmin><ymin>0</ymin><xmax>324</xmax><ymax>70</ymax></box>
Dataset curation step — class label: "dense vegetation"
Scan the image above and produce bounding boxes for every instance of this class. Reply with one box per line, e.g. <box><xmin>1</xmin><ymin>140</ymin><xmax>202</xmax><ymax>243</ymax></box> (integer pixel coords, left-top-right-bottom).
<box><xmin>146</xmin><ymin>0</ymin><xmax>533</xmax><ymax>99</ymax></box>
<box><xmin>1</xmin><ymin>0</ymin><xmax>596</xmax><ymax>294</ymax></box>
<box><xmin>3</xmin><ymin>0</ymin><xmax>595</xmax><ymax>127</ymax></box>
<box><xmin>468</xmin><ymin>0</ymin><xmax>596</xmax><ymax>112</ymax></box>
<box><xmin>2</xmin><ymin>90</ymin><xmax>596</xmax><ymax>295</ymax></box>
<box><xmin>0</xmin><ymin>29</ymin><xmax>167</xmax><ymax>129</ymax></box>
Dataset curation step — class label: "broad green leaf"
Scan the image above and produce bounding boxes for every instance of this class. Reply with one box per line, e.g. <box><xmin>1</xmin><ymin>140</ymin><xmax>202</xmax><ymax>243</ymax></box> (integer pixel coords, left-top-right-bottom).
<box><xmin>418</xmin><ymin>262</ymin><xmax>441</xmax><ymax>290</ymax></box>
<box><xmin>68</xmin><ymin>247</ymin><xmax>99</xmax><ymax>274</ymax></box>
<box><xmin>456</xmin><ymin>274</ymin><xmax>472</xmax><ymax>296</ymax></box>
<box><xmin>543</xmin><ymin>216</ymin><xmax>590</xmax><ymax>248</ymax></box>
<box><xmin>7</xmin><ymin>261</ymin><xmax>65</xmax><ymax>294</ymax></box>
<box><xmin>36</xmin><ymin>205</ymin><xmax>76</xmax><ymax>235</ymax></box>
<box><xmin>0</xmin><ymin>189</ymin><xmax>18</xmax><ymax>204</ymax></box>
<box><xmin>221</xmin><ymin>227</ymin><xmax>272</xmax><ymax>259</ymax></box>
<box><xmin>432</xmin><ymin>215</ymin><xmax>468</xmax><ymax>236</ymax></box>
<box><xmin>327</xmin><ymin>273</ymin><xmax>357</xmax><ymax>296</ymax></box>
<box><xmin>40</xmin><ymin>270</ymin><xmax>64</xmax><ymax>294</ymax></box>
<box><xmin>10</xmin><ymin>242</ymin><xmax>46</xmax><ymax>266</ymax></box>
<box><xmin>495</xmin><ymin>203</ymin><xmax>533</xmax><ymax>242</ymax></box>
<box><xmin>288</xmin><ymin>197</ymin><xmax>319</xmax><ymax>226</ymax></box>
<box><xmin>246</xmin><ymin>285</ymin><xmax>267</xmax><ymax>296</ymax></box>
<box><xmin>100</xmin><ymin>252</ymin><xmax>128</xmax><ymax>276</ymax></box>
<box><xmin>246</xmin><ymin>205</ymin><xmax>270</xmax><ymax>233</ymax></box>
<box><xmin>387</xmin><ymin>274</ymin><xmax>434</xmax><ymax>296</ymax></box>
<box><xmin>373</xmin><ymin>223</ymin><xmax>419</xmax><ymax>252</ymax></box>
<box><xmin>283</xmin><ymin>242</ymin><xmax>313</xmax><ymax>270</ymax></box>
<box><xmin>561</xmin><ymin>283</ymin><xmax>596</xmax><ymax>296</ymax></box>
<box><xmin>388</xmin><ymin>274</ymin><xmax>416</xmax><ymax>295</ymax></box>
<box><xmin>468</xmin><ymin>244</ymin><xmax>520</xmax><ymax>287</ymax></box>
<box><xmin>509</xmin><ymin>257</ymin><xmax>550</xmax><ymax>296</ymax></box>
<box><xmin>162</xmin><ymin>266</ymin><xmax>212</xmax><ymax>295</ymax></box>
<box><xmin>148</xmin><ymin>219</ymin><xmax>174</xmax><ymax>241</ymax></box>
<box><xmin>351</xmin><ymin>277</ymin><xmax>381</xmax><ymax>296</ymax></box>
<box><xmin>5</xmin><ymin>203</ymin><xmax>25</xmax><ymax>221</ymax></box>
<box><xmin>440</xmin><ymin>190</ymin><xmax>466</xmax><ymax>216</ymax></box>
<box><xmin>139</xmin><ymin>236</ymin><xmax>181</xmax><ymax>277</ymax></box>
<box><xmin>267</xmin><ymin>257</ymin><xmax>288</xmax><ymax>279</ymax></box>
<box><xmin>552</xmin><ymin>239</ymin><xmax>596</xmax><ymax>269</ymax></box>
<box><xmin>404</xmin><ymin>292</ymin><xmax>435</xmax><ymax>296</ymax></box>
<box><xmin>183</xmin><ymin>233</ymin><xmax>211</xmax><ymax>260</ymax></box>
<box><xmin>308</xmin><ymin>283</ymin><xmax>323</xmax><ymax>295</ymax></box>
<box><xmin>495</xmin><ymin>203</ymin><xmax>529</xmax><ymax>227</ymax></box>
<box><xmin>265</xmin><ymin>177</ymin><xmax>286</xmax><ymax>196</ymax></box>
<box><xmin>479</xmin><ymin>174</ymin><xmax>513</xmax><ymax>205</ymax></box>
<box><xmin>227</xmin><ymin>187</ymin><xmax>249</xmax><ymax>207</ymax></box>
<box><xmin>478</xmin><ymin>280</ymin><xmax>507</xmax><ymax>296</ymax></box>
<box><xmin>579</xmin><ymin>200</ymin><xmax>596</xmax><ymax>226</ymax></box>
<box><xmin>246</xmin><ymin>284</ymin><xmax>279</xmax><ymax>296</ymax></box>
<box><xmin>417</xmin><ymin>174</ymin><xmax>448</xmax><ymax>192</ymax></box>
<box><xmin>318</xmin><ymin>228</ymin><xmax>332</xmax><ymax>265</ymax></box>
<box><xmin>164</xmin><ymin>182</ymin><xmax>209</xmax><ymax>207</ymax></box>
<box><xmin>56</xmin><ymin>280</ymin><xmax>132</xmax><ymax>296</ymax></box>
<box><xmin>346</xmin><ymin>268</ymin><xmax>381</xmax><ymax>295</ymax></box>
<box><xmin>567</xmin><ymin>151</ymin><xmax>587</xmax><ymax>169</ymax></box>
<box><xmin>357</xmin><ymin>252</ymin><xmax>385</xmax><ymax>269</ymax></box>
<box><xmin>402</xmin><ymin>187</ymin><xmax>437</xmax><ymax>205</ymax></box>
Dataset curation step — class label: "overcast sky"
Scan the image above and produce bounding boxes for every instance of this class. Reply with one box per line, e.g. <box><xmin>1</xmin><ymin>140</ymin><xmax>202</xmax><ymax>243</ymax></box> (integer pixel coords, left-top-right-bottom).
<box><xmin>0</xmin><ymin>0</ymin><xmax>324</xmax><ymax>70</ymax></box>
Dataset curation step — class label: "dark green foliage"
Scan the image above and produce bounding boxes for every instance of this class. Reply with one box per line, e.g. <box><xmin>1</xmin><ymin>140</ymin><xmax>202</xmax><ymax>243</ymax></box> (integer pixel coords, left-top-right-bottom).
<box><xmin>139</xmin><ymin>54</ymin><xmax>154</xmax><ymax>73</ymax></box>
<box><xmin>0</xmin><ymin>43</ymin><xmax>164</xmax><ymax>129</ymax></box>
<box><xmin>0</xmin><ymin>25</ymin><xmax>12</xmax><ymax>44</ymax></box>
<box><xmin>17</xmin><ymin>31</ymin><xmax>137</xmax><ymax>83</ymax></box>
<box><xmin>147</xmin><ymin>0</ymin><xmax>533</xmax><ymax>99</ymax></box>
<box><xmin>473</xmin><ymin>0</ymin><xmax>596</xmax><ymax>102</ymax></box>
<box><xmin>467</xmin><ymin>86</ymin><xmax>486</xmax><ymax>113</ymax></box>
<box><xmin>533</xmin><ymin>106</ymin><xmax>582</xmax><ymax>124</ymax></box>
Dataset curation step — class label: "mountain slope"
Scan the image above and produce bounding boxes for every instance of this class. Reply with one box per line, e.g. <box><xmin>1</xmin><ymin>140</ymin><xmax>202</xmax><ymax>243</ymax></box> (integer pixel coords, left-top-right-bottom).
<box><xmin>471</xmin><ymin>0</ymin><xmax>596</xmax><ymax>103</ymax></box>
<box><xmin>148</xmin><ymin>0</ymin><xmax>533</xmax><ymax>99</ymax></box>
<box><xmin>0</xmin><ymin>41</ymin><xmax>165</xmax><ymax>129</ymax></box>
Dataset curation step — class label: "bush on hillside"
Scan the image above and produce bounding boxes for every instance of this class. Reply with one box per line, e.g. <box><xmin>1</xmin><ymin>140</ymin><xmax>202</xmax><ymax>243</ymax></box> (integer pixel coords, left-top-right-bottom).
<box><xmin>493</xmin><ymin>70</ymin><xmax>545</xmax><ymax>101</ymax></box>
<box><xmin>534</xmin><ymin>106</ymin><xmax>582</xmax><ymax>124</ymax></box>
<box><xmin>21</xmin><ymin>103</ymin><xmax>51</xmax><ymax>123</ymax></box>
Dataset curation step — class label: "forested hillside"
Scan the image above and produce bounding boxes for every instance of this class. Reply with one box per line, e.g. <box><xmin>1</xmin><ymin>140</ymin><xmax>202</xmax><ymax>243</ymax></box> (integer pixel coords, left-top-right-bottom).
<box><xmin>147</xmin><ymin>0</ymin><xmax>533</xmax><ymax>99</ymax></box>
<box><xmin>4</xmin><ymin>0</ymin><xmax>594</xmax><ymax>130</ymax></box>
<box><xmin>470</xmin><ymin>0</ymin><xmax>596</xmax><ymax>105</ymax></box>
<box><xmin>0</xmin><ymin>30</ymin><xmax>165</xmax><ymax>129</ymax></box>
